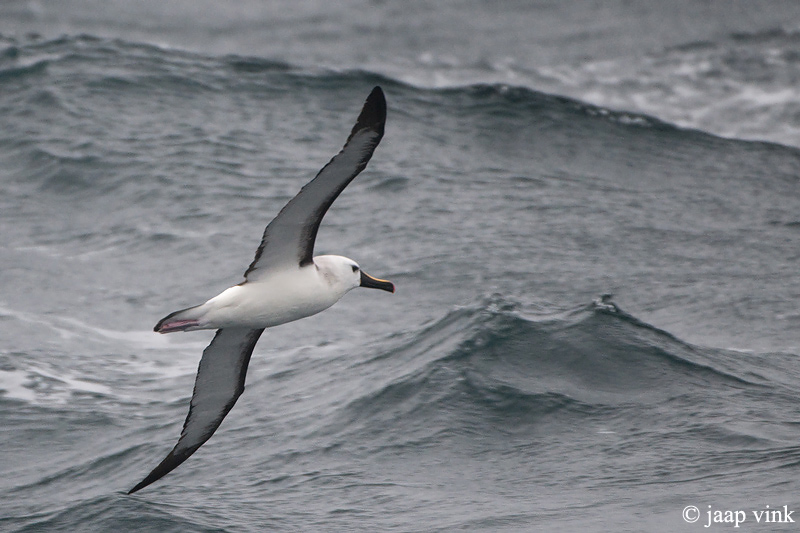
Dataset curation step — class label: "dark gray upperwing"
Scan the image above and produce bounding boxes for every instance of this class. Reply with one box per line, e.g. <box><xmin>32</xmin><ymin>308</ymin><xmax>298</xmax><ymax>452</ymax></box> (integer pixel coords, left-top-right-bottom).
<box><xmin>128</xmin><ymin>327</ymin><xmax>264</xmax><ymax>494</ymax></box>
<box><xmin>243</xmin><ymin>86</ymin><xmax>386</xmax><ymax>281</ymax></box>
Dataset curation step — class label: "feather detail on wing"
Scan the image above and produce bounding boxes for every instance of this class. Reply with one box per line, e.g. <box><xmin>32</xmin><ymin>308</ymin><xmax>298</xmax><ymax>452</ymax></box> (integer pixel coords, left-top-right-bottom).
<box><xmin>243</xmin><ymin>86</ymin><xmax>386</xmax><ymax>281</ymax></box>
<box><xmin>128</xmin><ymin>327</ymin><xmax>264</xmax><ymax>494</ymax></box>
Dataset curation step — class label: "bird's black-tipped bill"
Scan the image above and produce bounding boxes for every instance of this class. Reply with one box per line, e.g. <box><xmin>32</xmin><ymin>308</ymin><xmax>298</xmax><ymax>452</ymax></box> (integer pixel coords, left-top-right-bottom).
<box><xmin>360</xmin><ymin>271</ymin><xmax>394</xmax><ymax>292</ymax></box>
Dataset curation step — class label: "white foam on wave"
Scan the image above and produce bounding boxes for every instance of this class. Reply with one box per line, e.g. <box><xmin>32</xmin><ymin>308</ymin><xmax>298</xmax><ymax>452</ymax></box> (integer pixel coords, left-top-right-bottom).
<box><xmin>534</xmin><ymin>43</ymin><xmax>800</xmax><ymax>147</ymax></box>
<box><xmin>0</xmin><ymin>302</ymin><xmax>210</xmax><ymax>406</ymax></box>
<box><xmin>0</xmin><ymin>365</ymin><xmax>112</xmax><ymax>405</ymax></box>
<box><xmin>386</xmin><ymin>36</ymin><xmax>800</xmax><ymax>148</ymax></box>
<box><xmin>0</xmin><ymin>369</ymin><xmax>38</xmax><ymax>403</ymax></box>
<box><xmin>0</xmin><ymin>301</ymin><xmax>203</xmax><ymax>351</ymax></box>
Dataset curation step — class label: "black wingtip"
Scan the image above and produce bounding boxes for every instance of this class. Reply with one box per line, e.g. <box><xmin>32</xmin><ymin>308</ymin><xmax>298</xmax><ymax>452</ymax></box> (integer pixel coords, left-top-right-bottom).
<box><xmin>128</xmin><ymin>477</ymin><xmax>148</xmax><ymax>494</ymax></box>
<box><xmin>350</xmin><ymin>86</ymin><xmax>386</xmax><ymax>138</ymax></box>
<box><xmin>127</xmin><ymin>462</ymin><xmax>166</xmax><ymax>494</ymax></box>
<box><xmin>127</xmin><ymin>447</ymin><xmax>193</xmax><ymax>495</ymax></box>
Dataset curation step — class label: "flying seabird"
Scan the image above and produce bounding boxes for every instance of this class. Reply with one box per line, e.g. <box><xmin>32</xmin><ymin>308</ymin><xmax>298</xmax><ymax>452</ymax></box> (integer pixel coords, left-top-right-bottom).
<box><xmin>128</xmin><ymin>86</ymin><xmax>393</xmax><ymax>494</ymax></box>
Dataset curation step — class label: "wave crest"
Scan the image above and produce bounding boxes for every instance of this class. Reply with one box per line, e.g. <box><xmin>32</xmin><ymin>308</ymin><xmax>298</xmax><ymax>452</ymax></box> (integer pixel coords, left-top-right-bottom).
<box><xmin>335</xmin><ymin>295</ymin><xmax>765</xmax><ymax>441</ymax></box>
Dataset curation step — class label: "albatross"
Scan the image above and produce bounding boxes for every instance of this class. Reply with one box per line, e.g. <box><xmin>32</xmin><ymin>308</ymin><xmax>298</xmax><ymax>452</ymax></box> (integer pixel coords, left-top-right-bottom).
<box><xmin>128</xmin><ymin>86</ymin><xmax>393</xmax><ymax>494</ymax></box>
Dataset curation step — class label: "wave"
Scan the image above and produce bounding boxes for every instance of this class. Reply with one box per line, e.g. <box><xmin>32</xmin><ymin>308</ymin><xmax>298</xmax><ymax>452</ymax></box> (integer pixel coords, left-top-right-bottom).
<box><xmin>12</xmin><ymin>33</ymin><xmax>798</xmax><ymax>224</ymax></box>
<box><xmin>0</xmin><ymin>34</ymin><xmax>759</xmax><ymax>143</ymax></box>
<box><xmin>6</xmin><ymin>29</ymin><xmax>800</xmax><ymax>238</ymax></box>
<box><xmin>6</xmin><ymin>31</ymin><xmax>800</xmax><ymax>154</ymax></box>
<box><xmin>325</xmin><ymin>295</ymin><xmax>783</xmax><ymax>449</ymax></box>
<box><xmin>3</xmin><ymin>493</ymin><xmax>223</xmax><ymax>533</ymax></box>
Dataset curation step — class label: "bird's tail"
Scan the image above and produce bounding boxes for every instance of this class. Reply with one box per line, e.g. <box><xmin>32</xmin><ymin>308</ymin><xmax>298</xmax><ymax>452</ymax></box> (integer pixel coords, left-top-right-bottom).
<box><xmin>154</xmin><ymin>304</ymin><xmax>205</xmax><ymax>333</ymax></box>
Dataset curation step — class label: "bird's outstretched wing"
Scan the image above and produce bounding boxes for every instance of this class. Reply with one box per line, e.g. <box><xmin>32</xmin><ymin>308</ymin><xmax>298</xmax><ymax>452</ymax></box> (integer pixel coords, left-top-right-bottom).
<box><xmin>128</xmin><ymin>327</ymin><xmax>264</xmax><ymax>494</ymax></box>
<box><xmin>243</xmin><ymin>86</ymin><xmax>386</xmax><ymax>281</ymax></box>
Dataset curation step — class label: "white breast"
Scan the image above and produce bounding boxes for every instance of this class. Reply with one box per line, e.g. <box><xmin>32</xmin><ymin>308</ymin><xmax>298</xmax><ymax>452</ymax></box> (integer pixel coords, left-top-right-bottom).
<box><xmin>198</xmin><ymin>266</ymin><xmax>346</xmax><ymax>329</ymax></box>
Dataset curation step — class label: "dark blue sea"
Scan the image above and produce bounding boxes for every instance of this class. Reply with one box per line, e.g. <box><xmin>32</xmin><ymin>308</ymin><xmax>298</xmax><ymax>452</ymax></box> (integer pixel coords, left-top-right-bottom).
<box><xmin>2</xmin><ymin>1</ymin><xmax>800</xmax><ymax>531</ymax></box>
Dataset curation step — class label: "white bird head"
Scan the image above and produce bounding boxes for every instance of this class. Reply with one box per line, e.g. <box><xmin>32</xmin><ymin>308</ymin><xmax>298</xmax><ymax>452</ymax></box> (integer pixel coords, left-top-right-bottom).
<box><xmin>314</xmin><ymin>255</ymin><xmax>395</xmax><ymax>294</ymax></box>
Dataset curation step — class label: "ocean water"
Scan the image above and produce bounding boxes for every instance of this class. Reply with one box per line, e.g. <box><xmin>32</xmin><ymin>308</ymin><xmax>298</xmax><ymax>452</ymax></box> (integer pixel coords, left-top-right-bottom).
<box><xmin>1</xmin><ymin>1</ymin><xmax>800</xmax><ymax>531</ymax></box>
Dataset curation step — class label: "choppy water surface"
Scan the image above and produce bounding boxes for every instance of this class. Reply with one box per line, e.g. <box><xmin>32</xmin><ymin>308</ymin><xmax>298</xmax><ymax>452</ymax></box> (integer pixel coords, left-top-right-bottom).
<box><xmin>1</xmin><ymin>2</ymin><xmax>800</xmax><ymax>531</ymax></box>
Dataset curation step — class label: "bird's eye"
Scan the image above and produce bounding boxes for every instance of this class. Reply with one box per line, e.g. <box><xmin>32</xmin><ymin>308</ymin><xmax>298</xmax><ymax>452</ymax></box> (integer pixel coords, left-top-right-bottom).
<box><xmin>351</xmin><ymin>265</ymin><xmax>359</xmax><ymax>273</ymax></box>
